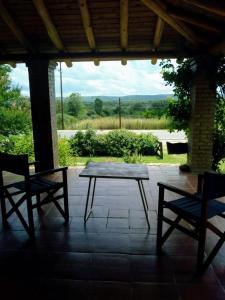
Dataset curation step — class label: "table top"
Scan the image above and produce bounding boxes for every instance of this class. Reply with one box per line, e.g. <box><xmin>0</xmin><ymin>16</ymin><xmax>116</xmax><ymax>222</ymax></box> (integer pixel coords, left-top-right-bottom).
<box><xmin>79</xmin><ymin>162</ymin><xmax>149</xmax><ymax>180</ymax></box>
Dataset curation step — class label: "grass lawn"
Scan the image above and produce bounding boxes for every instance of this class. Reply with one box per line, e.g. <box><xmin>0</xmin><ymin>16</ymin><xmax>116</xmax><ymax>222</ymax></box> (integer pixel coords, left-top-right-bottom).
<box><xmin>73</xmin><ymin>152</ymin><xmax>187</xmax><ymax>166</ymax></box>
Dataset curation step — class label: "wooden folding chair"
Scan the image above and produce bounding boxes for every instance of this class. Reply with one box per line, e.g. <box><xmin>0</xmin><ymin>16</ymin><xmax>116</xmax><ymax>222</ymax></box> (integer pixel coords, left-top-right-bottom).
<box><xmin>0</xmin><ymin>152</ymin><xmax>69</xmax><ymax>238</ymax></box>
<box><xmin>157</xmin><ymin>171</ymin><xmax>225</xmax><ymax>275</ymax></box>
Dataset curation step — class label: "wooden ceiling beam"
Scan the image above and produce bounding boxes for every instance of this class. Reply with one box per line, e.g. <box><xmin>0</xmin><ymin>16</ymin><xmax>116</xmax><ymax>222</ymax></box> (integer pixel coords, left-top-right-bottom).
<box><xmin>120</xmin><ymin>0</ymin><xmax>128</xmax><ymax>65</ymax></box>
<box><xmin>0</xmin><ymin>50</ymin><xmax>186</xmax><ymax>63</ymax></box>
<box><xmin>33</xmin><ymin>0</ymin><xmax>72</xmax><ymax>67</ymax></box>
<box><xmin>78</xmin><ymin>0</ymin><xmax>96</xmax><ymax>50</ymax></box>
<box><xmin>78</xmin><ymin>0</ymin><xmax>99</xmax><ymax>66</ymax></box>
<box><xmin>141</xmin><ymin>0</ymin><xmax>199</xmax><ymax>44</ymax></box>
<box><xmin>170</xmin><ymin>10</ymin><xmax>221</xmax><ymax>33</ymax></box>
<box><xmin>120</xmin><ymin>0</ymin><xmax>128</xmax><ymax>49</ymax></box>
<box><xmin>33</xmin><ymin>0</ymin><xmax>64</xmax><ymax>50</ymax></box>
<box><xmin>183</xmin><ymin>0</ymin><xmax>225</xmax><ymax>17</ymax></box>
<box><xmin>0</xmin><ymin>0</ymin><xmax>34</xmax><ymax>52</ymax></box>
<box><xmin>210</xmin><ymin>39</ymin><xmax>225</xmax><ymax>54</ymax></box>
<box><xmin>151</xmin><ymin>17</ymin><xmax>165</xmax><ymax>65</ymax></box>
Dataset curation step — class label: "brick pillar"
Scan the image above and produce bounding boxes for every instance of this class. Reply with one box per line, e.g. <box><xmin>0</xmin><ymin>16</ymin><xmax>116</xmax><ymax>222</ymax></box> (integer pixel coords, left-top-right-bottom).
<box><xmin>26</xmin><ymin>60</ymin><xmax>58</xmax><ymax>171</ymax></box>
<box><xmin>188</xmin><ymin>57</ymin><xmax>218</xmax><ymax>173</ymax></box>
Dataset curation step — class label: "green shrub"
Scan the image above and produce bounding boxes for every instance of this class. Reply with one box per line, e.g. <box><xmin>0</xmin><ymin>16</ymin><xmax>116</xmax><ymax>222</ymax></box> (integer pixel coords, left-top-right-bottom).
<box><xmin>94</xmin><ymin>134</ymin><xmax>108</xmax><ymax>156</ymax></box>
<box><xmin>106</xmin><ymin>129</ymin><xmax>139</xmax><ymax>156</ymax></box>
<box><xmin>137</xmin><ymin>133</ymin><xmax>160</xmax><ymax>155</ymax></box>
<box><xmin>58</xmin><ymin>138</ymin><xmax>74</xmax><ymax>166</ymax></box>
<box><xmin>69</xmin><ymin>129</ymin><xmax>98</xmax><ymax>156</ymax></box>
<box><xmin>7</xmin><ymin>133</ymin><xmax>34</xmax><ymax>161</ymax></box>
<box><xmin>69</xmin><ymin>129</ymin><xmax>160</xmax><ymax>157</ymax></box>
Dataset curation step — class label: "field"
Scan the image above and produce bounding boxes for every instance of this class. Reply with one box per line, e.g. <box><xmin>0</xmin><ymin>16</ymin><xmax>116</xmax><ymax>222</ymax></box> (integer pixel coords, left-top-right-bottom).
<box><xmin>61</xmin><ymin>116</ymin><xmax>171</xmax><ymax>130</ymax></box>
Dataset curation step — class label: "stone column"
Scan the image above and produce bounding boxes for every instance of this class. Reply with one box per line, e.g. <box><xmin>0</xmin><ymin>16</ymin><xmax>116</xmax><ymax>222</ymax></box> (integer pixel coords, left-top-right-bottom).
<box><xmin>188</xmin><ymin>56</ymin><xmax>218</xmax><ymax>173</ymax></box>
<box><xmin>26</xmin><ymin>60</ymin><xmax>58</xmax><ymax>171</ymax></box>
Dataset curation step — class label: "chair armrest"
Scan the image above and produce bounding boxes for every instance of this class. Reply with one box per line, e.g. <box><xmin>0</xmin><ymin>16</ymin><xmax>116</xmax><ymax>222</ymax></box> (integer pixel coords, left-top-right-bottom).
<box><xmin>157</xmin><ymin>182</ymin><xmax>200</xmax><ymax>200</ymax></box>
<box><xmin>28</xmin><ymin>160</ymin><xmax>39</xmax><ymax>166</ymax></box>
<box><xmin>30</xmin><ymin>167</ymin><xmax>68</xmax><ymax>178</ymax></box>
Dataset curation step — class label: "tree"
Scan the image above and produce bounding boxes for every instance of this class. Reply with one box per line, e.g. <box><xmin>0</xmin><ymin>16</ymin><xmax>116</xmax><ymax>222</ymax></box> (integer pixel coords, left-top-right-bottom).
<box><xmin>64</xmin><ymin>93</ymin><xmax>85</xmax><ymax>117</ymax></box>
<box><xmin>160</xmin><ymin>58</ymin><xmax>225</xmax><ymax>170</ymax></box>
<box><xmin>0</xmin><ymin>65</ymin><xmax>31</xmax><ymax>135</ymax></box>
<box><xmin>94</xmin><ymin>98</ymin><xmax>103</xmax><ymax>115</ymax></box>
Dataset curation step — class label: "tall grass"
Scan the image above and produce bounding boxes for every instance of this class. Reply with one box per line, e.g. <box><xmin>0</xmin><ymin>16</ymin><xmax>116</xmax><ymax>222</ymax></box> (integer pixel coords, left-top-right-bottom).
<box><xmin>75</xmin><ymin>117</ymin><xmax>171</xmax><ymax>130</ymax></box>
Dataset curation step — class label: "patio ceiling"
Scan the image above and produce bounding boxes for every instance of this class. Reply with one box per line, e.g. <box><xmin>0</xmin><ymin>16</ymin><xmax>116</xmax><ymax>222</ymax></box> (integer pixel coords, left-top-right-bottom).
<box><xmin>0</xmin><ymin>0</ymin><xmax>224</xmax><ymax>65</ymax></box>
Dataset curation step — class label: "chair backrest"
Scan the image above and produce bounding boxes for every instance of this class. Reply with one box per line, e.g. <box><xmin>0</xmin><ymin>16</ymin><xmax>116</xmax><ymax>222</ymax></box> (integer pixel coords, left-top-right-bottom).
<box><xmin>203</xmin><ymin>171</ymin><xmax>225</xmax><ymax>200</ymax></box>
<box><xmin>0</xmin><ymin>152</ymin><xmax>29</xmax><ymax>176</ymax></box>
<box><xmin>166</xmin><ymin>142</ymin><xmax>188</xmax><ymax>154</ymax></box>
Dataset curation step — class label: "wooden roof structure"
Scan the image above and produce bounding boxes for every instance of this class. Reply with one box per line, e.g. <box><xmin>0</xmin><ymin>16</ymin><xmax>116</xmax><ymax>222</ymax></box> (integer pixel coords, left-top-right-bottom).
<box><xmin>0</xmin><ymin>0</ymin><xmax>224</xmax><ymax>65</ymax></box>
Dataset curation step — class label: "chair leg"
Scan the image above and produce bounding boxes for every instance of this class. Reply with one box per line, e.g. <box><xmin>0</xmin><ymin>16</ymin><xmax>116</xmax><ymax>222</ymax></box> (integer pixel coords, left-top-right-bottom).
<box><xmin>63</xmin><ymin>170</ymin><xmax>69</xmax><ymax>222</ymax></box>
<box><xmin>196</xmin><ymin>223</ymin><xmax>207</xmax><ymax>273</ymax></box>
<box><xmin>26</xmin><ymin>196</ymin><xmax>35</xmax><ymax>238</ymax></box>
<box><xmin>201</xmin><ymin>232</ymin><xmax>225</xmax><ymax>274</ymax></box>
<box><xmin>0</xmin><ymin>195</ymin><xmax>8</xmax><ymax>226</ymax></box>
<box><xmin>157</xmin><ymin>186</ymin><xmax>164</xmax><ymax>252</ymax></box>
<box><xmin>36</xmin><ymin>194</ymin><xmax>42</xmax><ymax>212</ymax></box>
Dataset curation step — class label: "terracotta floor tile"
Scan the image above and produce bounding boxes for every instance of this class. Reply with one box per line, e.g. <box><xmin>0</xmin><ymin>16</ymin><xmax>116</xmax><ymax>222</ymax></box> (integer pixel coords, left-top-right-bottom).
<box><xmin>1</xmin><ymin>166</ymin><xmax>225</xmax><ymax>300</ymax></box>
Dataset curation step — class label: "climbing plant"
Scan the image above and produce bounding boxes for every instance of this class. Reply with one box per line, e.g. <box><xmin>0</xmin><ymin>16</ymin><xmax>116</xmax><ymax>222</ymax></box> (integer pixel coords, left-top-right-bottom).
<box><xmin>160</xmin><ymin>57</ymin><xmax>225</xmax><ymax>170</ymax></box>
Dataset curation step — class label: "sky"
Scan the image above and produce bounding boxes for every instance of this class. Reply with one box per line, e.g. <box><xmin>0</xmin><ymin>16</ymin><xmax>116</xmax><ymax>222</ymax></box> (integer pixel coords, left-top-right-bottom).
<box><xmin>10</xmin><ymin>60</ymin><xmax>174</xmax><ymax>97</ymax></box>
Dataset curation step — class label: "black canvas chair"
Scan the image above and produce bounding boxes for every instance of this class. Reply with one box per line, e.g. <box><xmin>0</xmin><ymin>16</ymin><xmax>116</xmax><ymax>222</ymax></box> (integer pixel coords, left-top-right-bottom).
<box><xmin>0</xmin><ymin>152</ymin><xmax>69</xmax><ymax>238</ymax></box>
<box><xmin>157</xmin><ymin>171</ymin><xmax>225</xmax><ymax>274</ymax></box>
<box><xmin>166</xmin><ymin>142</ymin><xmax>188</xmax><ymax>155</ymax></box>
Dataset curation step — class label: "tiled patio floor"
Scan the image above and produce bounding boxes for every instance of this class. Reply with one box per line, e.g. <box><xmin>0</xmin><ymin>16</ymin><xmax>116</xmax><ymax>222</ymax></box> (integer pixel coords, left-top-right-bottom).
<box><xmin>1</xmin><ymin>165</ymin><xmax>225</xmax><ymax>299</ymax></box>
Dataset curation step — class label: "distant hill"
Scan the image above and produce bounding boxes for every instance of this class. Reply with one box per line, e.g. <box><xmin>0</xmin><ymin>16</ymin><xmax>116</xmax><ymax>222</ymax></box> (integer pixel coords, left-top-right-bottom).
<box><xmin>81</xmin><ymin>94</ymin><xmax>173</xmax><ymax>102</ymax></box>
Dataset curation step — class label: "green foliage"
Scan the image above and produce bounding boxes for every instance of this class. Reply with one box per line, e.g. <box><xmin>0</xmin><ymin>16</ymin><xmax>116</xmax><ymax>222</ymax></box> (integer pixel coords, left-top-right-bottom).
<box><xmin>160</xmin><ymin>59</ymin><xmax>193</xmax><ymax>100</ymax></box>
<box><xmin>57</xmin><ymin>113</ymin><xmax>77</xmax><ymax>129</ymax></box>
<box><xmin>166</xmin><ymin>97</ymin><xmax>191</xmax><ymax>132</ymax></box>
<box><xmin>160</xmin><ymin>58</ymin><xmax>225</xmax><ymax>171</ymax></box>
<box><xmin>58</xmin><ymin>138</ymin><xmax>74</xmax><ymax>166</ymax></box>
<box><xmin>123</xmin><ymin>151</ymin><xmax>144</xmax><ymax>164</ymax></box>
<box><xmin>0</xmin><ymin>108</ymin><xmax>31</xmax><ymax>135</ymax></box>
<box><xmin>0</xmin><ymin>64</ymin><xmax>32</xmax><ymax>136</ymax></box>
<box><xmin>137</xmin><ymin>133</ymin><xmax>160</xmax><ymax>155</ymax></box>
<box><xmin>69</xmin><ymin>129</ymin><xmax>160</xmax><ymax>157</ymax></box>
<box><xmin>0</xmin><ymin>133</ymin><xmax>34</xmax><ymax>161</ymax></box>
<box><xmin>69</xmin><ymin>129</ymin><xmax>97</xmax><ymax>156</ymax></box>
<box><xmin>106</xmin><ymin>130</ymin><xmax>139</xmax><ymax>156</ymax></box>
<box><xmin>212</xmin><ymin>96</ymin><xmax>225</xmax><ymax>169</ymax></box>
<box><xmin>0</xmin><ymin>65</ymin><xmax>21</xmax><ymax>104</ymax></box>
<box><xmin>94</xmin><ymin>98</ymin><xmax>103</xmax><ymax>115</ymax></box>
<box><xmin>64</xmin><ymin>93</ymin><xmax>86</xmax><ymax>117</ymax></box>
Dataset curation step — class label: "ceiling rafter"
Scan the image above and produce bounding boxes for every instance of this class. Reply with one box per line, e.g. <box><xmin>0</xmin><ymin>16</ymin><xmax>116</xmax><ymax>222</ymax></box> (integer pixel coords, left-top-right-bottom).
<box><xmin>170</xmin><ymin>10</ymin><xmax>221</xmax><ymax>33</ymax></box>
<box><xmin>0</xmin><ymin>0</ymin><xmax>34</xmax><ymax>53</ymax></box>
<box><xmin>120</xmin><ymin>0</ymin><xmax>128</xmax><ymax>65</ymax></box>
<box><xmin>78</xmin><ymin>0</ymin><xmax>99</xmax><ymax>66</ymax></box>
<box><xmin>151</xmin><ymin>17</ymin><xmax>165</xmax><ymax>65</ymax></box>
<box><xmin>183</xmin><ymin>0</ymin><xmax>225</xmax><ymax>17</ymax></box>
<box><xmin>33</xmin><ymin>0</ymin><xmax>72</xmax><ymax>67</ymax></box>
<box><xmin>210</xmin><ymin>39</ymin><xmax>225</xmax><ymax>54</ymax></box>
<box><xmin>140</xmin><ymin>0</ymin><xmax>199</xmax><ymax>44</ymax></box>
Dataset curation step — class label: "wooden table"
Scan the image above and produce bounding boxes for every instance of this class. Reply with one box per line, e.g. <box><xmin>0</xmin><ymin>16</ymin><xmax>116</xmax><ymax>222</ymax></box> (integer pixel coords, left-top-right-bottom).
<box><xmin>79</xmin><ymin>162</ymin><xmax>150</xmax><ymax>228</ymax></box>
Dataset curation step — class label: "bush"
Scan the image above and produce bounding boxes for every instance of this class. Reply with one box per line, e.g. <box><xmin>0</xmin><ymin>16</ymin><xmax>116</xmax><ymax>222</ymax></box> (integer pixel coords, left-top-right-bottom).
<box><xmin>69</xmin><ymin>129</ymin><xmax>98</xmax><ymax>156</ymax></box>
<box><xmin>68</xmin><ymin>129</ymin><xmax>160</xmax><ymax>157</ymax></box>
<box><xmin>106</xmin><ymin>129</ymin><xmax>139</xmax><ymax>156</ymax></box>
<box><xmin>1</xmin><ymin>133</ymin><xmax>35</xmax><ymax>161</ymax></box>
<box><xmin>137</xmin><ymin>133</ymin><xmax>160</xmax><ymax>155</ymax></box>
<box><xmin>58</xmin><ymin>138</ymin><xmax>74</xmax><ymax>166</ymax></box>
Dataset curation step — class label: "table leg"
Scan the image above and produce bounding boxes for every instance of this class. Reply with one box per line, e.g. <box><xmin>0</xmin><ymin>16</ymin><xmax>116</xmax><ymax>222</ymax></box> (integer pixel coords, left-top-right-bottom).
<box><xmin>84</xmin><ymin>177</ymin><xmax>97</xmax><ymax>223</ymax></box>
<box><xmin>84</xmin><ymin>177</ymin><xmax>92</xmax><ymax>223</ymax></box>
<box><xmin>140</xmin><ymin>180</ymin><xmax>148</xmax><ymax>210</ymax></box>
<box><xmin>90</xmin><ymin>177</ymin><xmax>97</xmax><ymax>209</ymax></box>
<box><xmin>137</xmin><ymin>179</ymin><xmax>150</xmax><ymax>229</ymax></box>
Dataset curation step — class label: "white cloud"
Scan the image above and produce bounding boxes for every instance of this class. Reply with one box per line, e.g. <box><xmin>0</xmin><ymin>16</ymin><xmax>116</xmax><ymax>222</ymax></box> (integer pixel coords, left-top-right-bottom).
<box><xmin>10</xmin><ymin>60</ymin><xmax>174</xmax><ymax>97</ymax></box>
